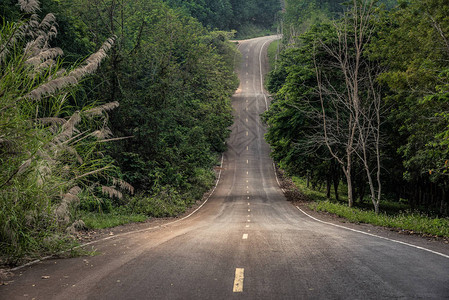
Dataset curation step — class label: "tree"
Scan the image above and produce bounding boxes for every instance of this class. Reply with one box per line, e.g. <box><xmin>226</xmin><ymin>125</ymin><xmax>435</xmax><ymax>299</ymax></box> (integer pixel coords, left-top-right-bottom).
<box><xmin>313</xmin><ymin>0</ymin><xmax>383</xmax><ymax>211</ymax></box>
<box><xmin>371</xmin><ymin>0</ymin><xmax>449</xmax><ymax>213</ymax></box>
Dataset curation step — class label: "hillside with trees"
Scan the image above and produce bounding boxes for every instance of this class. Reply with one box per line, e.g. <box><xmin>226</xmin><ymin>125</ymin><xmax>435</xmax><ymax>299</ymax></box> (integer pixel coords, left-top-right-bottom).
<box><xmin>164</xmin><ymin>0</ymin><xmax>281</xmax><ymax>37</ymax></box>
<box><xmin>265</xmin><ymin>0</ymin><xmax>449</xmax><ymax>216</ymax></box>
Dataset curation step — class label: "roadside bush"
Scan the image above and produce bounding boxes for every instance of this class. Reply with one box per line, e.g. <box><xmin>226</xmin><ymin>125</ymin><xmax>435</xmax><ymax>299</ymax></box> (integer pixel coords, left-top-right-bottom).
<box><xmin>129</xmin><ymin>187</ymin><xmax>187</xmax><ymax>218</ymax></box>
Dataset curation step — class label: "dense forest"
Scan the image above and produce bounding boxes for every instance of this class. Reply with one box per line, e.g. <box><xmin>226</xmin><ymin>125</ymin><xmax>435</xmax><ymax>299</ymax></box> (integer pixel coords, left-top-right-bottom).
<box><xmin>0</xmin><ymin>0</ymin><xmax>280</xmax><ymax>263</ymax></box>
<box><xmin>165</xmin><ymin>0</ymin><xmax>281</xmax><ymax>36</ymax></box>
<box><xmin>265</xmin><ymin>0</ymin><xmax>449</xmax><ymax>214</ymax></box>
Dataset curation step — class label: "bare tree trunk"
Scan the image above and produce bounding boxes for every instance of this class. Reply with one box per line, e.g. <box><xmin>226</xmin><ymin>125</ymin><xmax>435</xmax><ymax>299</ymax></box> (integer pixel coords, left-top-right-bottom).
<box><xmin>333</xmin><ymin>173</ymin><xmax>340</xmax><ymax>202</ymax></box>
<box><xmin>345</xmin><ymin>168</ymin><xmax>354</xmax><ymax>207</ymax></box>
<box><xmin>326</xmin><ymin>174</ymin><xmax>331</xmax><ymax>199</ymax></box>
<box><xmin>313</xmin><ymin>0</ymin><xmax>382</xmax><ymax>210</ymax></box>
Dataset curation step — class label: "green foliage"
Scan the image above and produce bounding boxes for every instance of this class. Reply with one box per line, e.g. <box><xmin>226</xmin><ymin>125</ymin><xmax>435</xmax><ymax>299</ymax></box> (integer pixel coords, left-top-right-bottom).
<box><xmin>368</xmin><ymin>0</ymin><xmax>449</xmax><ymax>208</ymax></box>
<box><xmin>59</xmin><ymin>0</ymin><xmax>237</xmax><ymax>201</ymax></box>
<box><xmin>266</xmin><ymin>0</ymin><xmax>449</xmax><ymax>215</ymax></box>
<box><xmin>128</xmin><ymin>188</ymin><xmax>188</xmax><ymax>218</ymax></box>
<box><xmin>164</xmin><ymin>0</ymin><xmax>281</xmax><ymax>37</ymax></box>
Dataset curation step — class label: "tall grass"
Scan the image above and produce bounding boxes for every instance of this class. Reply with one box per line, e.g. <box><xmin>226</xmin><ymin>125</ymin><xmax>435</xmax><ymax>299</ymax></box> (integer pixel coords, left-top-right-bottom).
<box><xmin>0</xmin><ymin>2</ymin><xmax>124</xmax><ymax>265</ymax></box>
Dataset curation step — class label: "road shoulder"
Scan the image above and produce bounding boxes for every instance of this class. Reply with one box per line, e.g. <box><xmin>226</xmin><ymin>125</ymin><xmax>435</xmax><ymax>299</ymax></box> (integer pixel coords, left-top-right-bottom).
<box><xmin>275</xmin><ymin>166</ymin><xmax>449</xmax><ymax>256</ymax></box>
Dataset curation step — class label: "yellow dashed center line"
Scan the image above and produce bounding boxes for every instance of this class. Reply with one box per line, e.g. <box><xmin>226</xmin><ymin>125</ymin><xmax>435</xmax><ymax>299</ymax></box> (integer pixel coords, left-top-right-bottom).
<box><xmin>242</xmin><ymin>234</ymin><xmax>248</xmax><ymax>240</ymax></box>
<box><xmin>233</xmin><ymin>268</ymin><xmax>244</xmax><ymax>292</ymax></box>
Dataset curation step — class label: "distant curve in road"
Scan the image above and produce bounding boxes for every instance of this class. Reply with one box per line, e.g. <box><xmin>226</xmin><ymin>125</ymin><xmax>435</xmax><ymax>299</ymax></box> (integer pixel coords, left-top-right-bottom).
<box><xmin>2</xmin><ymin>35</ymin><xmax>448</xmax><ymax>300</ymax></box>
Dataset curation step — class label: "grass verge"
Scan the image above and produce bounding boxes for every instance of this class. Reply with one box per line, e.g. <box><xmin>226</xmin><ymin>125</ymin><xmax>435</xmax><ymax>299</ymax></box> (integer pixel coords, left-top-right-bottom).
<box><xmin>80</xmin><ymin>211</ymin><xmax>148</xmax><ymax>230</ymax></box>
<box><xmin>267</xmin><ymin>39</ymin><xmax>280</xmax><ymax>70</ymax></box>
<box><xmin>309</xmin><ymin>201</ymin><xmax>449</xmax><ymax>237</ymax></box>
<box><xmin>292</xmin><ymin>177</ymin><xmax>449</xmax><ymax>238</ymax></box>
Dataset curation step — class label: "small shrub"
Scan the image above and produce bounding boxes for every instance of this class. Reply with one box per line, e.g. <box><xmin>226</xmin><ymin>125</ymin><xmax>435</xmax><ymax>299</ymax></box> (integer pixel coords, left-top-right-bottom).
<box><xmin>129</xmin><ymin>187</ymin><xmax>187</xmax><ymax>218</ymax></box>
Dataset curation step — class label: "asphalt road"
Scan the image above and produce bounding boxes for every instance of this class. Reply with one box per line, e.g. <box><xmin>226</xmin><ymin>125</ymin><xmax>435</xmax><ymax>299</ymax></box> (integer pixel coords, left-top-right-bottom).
<box><xmin>2</xmin><ymin>35</ymin><xmax>449</xmax><ymax>300</ymax></box>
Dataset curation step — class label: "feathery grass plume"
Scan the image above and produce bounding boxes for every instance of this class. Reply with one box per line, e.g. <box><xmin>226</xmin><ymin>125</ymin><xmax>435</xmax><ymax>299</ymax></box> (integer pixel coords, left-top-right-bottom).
<box><xmin>84</xmin><ymin>101</ymin><xmax>119</xmax><ymax>117</ymax></box>
<box><xmin>54</xmin><ymin>111</ymin><xmax>81</xmax><ymax>143</ymax></box>
<box><xmin>26</xmin><ymin>37</ymin><xmax>115</xmax><ymax>101</ymax></box>
<box><xmin>16</xmin><ymin>158</ymin><xmax>32</xmax><ymax>176</ymax></box>
<box><xmin>66</xmin><ymin>219</ymin><xmax>86</xmax><ymax>234</ymax></box>
<box><xmin>18</xmin><ymin>0</ymin><xmax>40</xmax><ymax>14</ymax></box>
<box><xmin>35</xmin><ymin>117</ymin><xmax>66</xmax><ymax>126</ymax></box>
<box><xmin>102</xmin><ymin>186</ymin><xmax>123</xmax><ymax>199</ymax></box>
<box><xmin>60</xmin><ymin>144</ymin><xmax>83</xmax><ymax>164</ymax></box>
<box><xmin>26</xmin><ymin>47</ymin><xmax>63</xmax><ymax>66</ymax></box>
<box><xmin>27</xmin><ymin>76</ymin><xmax>78</xmax><ymax>101</ymax></box>
<box><xmin>70</xmin><ymin>37</ymin><xmax>116</xmax><ymax>80</ymax></box>
<box><xmin>38</xmin><ymin>13</ymin><xmax>56</xmax><ymax>33</ymax></box>
<box><xmin>92</xmin><ymin>128</ymin><xmax>113</xmax><ymax>140</ymax></box>
<box><xmin>55</xmin><ymin>186</ymin><xmax>81</xmax><ymax>223</ymax></box>
<box><xmin>113</xmin><ymin>178</ymin><xmax>135</xmax><ymax>195</ymax></box>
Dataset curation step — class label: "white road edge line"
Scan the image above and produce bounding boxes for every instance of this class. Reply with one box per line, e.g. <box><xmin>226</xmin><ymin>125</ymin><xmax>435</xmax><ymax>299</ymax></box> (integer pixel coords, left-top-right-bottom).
<box><xmin>12</xmin><ymin>155</ymin><xmax>226</xmax><ymax>271</ymax></box>
<box><xmin>259</xmin><ymin>35</ymin><xmax>281</xmax><ymax>111</ymax></box>
<box><xmin>296</xmin><ymin>206</ymin><xmax>449</xmax><ymax>259</ymax></box>
<box><xmin>273</xmin><ymin>162</ymin><xmax>285</xmax><ymax>193</ymax></box>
